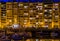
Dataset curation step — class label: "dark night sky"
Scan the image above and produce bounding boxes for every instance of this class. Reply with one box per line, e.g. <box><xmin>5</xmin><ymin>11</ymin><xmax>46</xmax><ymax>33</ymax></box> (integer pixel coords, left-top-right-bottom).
<box><xmin>0</xmin><ymin>0</ymin><xmax>59</xmax><ymax>2</ymax></box>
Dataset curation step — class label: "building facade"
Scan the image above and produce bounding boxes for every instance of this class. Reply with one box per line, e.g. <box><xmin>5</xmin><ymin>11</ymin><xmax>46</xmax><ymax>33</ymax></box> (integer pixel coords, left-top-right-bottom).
<box><xmin>0</xmin><ymin>2</ymin><xmax>60</xmax><ymax>28</ymax></box>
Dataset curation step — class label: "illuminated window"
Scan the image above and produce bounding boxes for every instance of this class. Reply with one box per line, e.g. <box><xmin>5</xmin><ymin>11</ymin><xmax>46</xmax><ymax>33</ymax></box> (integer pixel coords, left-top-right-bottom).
<box><xmin>24</xmin><ymin>13</ymin><xmax>28</xmax><ymax>15</ymax></box>
<box><xmin>24</xmin><ymin>6</ymin><xmax>28</xmax><ymax>8</ymax></box>
<box><xmin>24</xmin><ymin>20</ymin><xmax>27</xmax><ymax>22</ymax></box>
<box><xmin>38</xmin><ymin>13</ymin><xmax>43</xmax><ymax>15</ymax></box>
<box><xmin>6</xmin><ymin>4</ymin><xmax>12</xmax><ymax>9</ymax></box>
<box><xmin>44</xmin><ymin>14</ymin><xmax>47</xmax><ymax>17</ymax></box>
<box><xmin>54</xmin><ymin>15</ymin><xmax>59</xmax><ymax>18</ymax></box>
<box><xmin>40</xmin><ymin>8</ymin><xmax>43</xmax><ymax>10</ymax></box>
<box><xmin>24</xmin><ymin>22</ymin><xmax>26</xmax><ymax>24</ymax></box>
<box><xmin>44</xmin><ymin>10</ymin><xmax>47</xmax><ymax>12</ymax></box>
<box><xmin>9</xmin><ymin>20</ymin><xmax>12</xmax><ymax>22</ymax></box>
<box><xmin>44</xmin><ymin>19</ymin><xmax>48</xmax><ymax>22</ymax></box>
<box><xmin>13</xmin><ymin>24</ymin><xmax>19</xmax><ymax>28</ymax></box>
<box><xmin>1</xmin><ymin>4</ymin><xmax>6</xmax><ymax>9</ymax></box>
<box><xmin>36</xmin><ymin>6</ymin><xmax>38</xmax><ymax>8</ymax></box>
<box><xmin>54</xmin><ymin>25</ymin><xmax>58</xmax><ymax>28</ymax></box>
<box><xmin>29</xmin><ymin>18</ymin><xmax>33</xmax><ymax>20</ymax></box>
<box><xmin>49</xmin><ymin>14</ymin><xmax>52</xmax><ymax>17</ymax></box>
<box><xmin>44</xmin><ymin>25</ymin><xmax>48</xmax><ymax>28</ymax></box>
<box><xmin>38</xmin><ymin>3</ymin><xmax>42</xmax><ymax>5</ymax></box>
<box><xmin>3</xmin><ymin>14</ymin><xmax>6</xmax><ymax>16</ymax></box>
<box><xmin>49</xmin><ymin>9</ymin><xmax>52</xmax><ymax>12</ymax></box>
<box><xmin>29</xmin><ymin>10</ymin><xmax>33</xmax><ymax>13</ymax></box>
<box><xmin>38</xmin><ymin>7</ymin><xmax>42</xmax><ymax>10</ymax></box>
<box><xmin>36</xmin><ymin>22</ymin><xmax>39</xmax><ymax>24</ymax></box>
<box><xmin>18</xmin><ymin>3</ymin><xmax>23</xmax><ymax>6</ymax></box>
<box><xmin>49</xmin><ymin>19</ymin><xmax>52</xmax><ymax>22</ymax></box>
<box><xmin>44</xmin><ymin>5</ymin><xmax>48</xmax><ymax>7</ymax></box>
<box><xmin>54</xmin><ymin>3</ymin><xmax>58</xmax><ymax>6</ymax></box>
<box><xmin>36</xmin><ymin>15</ymin><xmax>39</xmax><ymax>18</ymax></box>
<box><xmin>36</xmin><ymin>6</ymin><xmax>43</xmax><ymax>8</ymax></box>
<box><xmin>1</xmin><ymin>13</ymin><xmax>6</xmax><ymax>16</ymax></box>
<box><xmin>29</xmin><ymin>17</ymin><xmax>35</xmax><ymax>20</ymax></box>
<box><xmin>7</xmin><ymin>10</ymin><xmax>12</xmax><ymax>13</ymax></box>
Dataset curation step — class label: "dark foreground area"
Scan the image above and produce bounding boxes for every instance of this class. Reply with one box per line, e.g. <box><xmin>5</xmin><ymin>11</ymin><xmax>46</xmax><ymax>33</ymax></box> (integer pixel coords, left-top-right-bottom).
<box><xmin>0</xmin><ymin>27</ymin><xmax>60</xmax><ymax>41</ymax></box>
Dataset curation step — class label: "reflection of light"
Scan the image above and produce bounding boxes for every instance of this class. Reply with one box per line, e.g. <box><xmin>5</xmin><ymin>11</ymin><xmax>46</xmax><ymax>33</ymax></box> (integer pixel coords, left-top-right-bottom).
<box><xmin>36</xmin><ymin>39</ymin><xmax>39</xmax><ymax>41</ymax></box>
<box><xmin>51</xmin><ymin>32</ymin><xmax>58</xmax><ymax>37</ymax></box>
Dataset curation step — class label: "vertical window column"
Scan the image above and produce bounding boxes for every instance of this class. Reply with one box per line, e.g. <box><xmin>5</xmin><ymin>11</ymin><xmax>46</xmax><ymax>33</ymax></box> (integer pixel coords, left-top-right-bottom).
<box><xmin>6</xmin><ymin>2</ymin><xmax>13</xmax><ymax>26</ymax></box>
<box><xmin>1</xmin><ymin>2</ymin><xmax>6</xmax><ymax>28</ymax></box>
